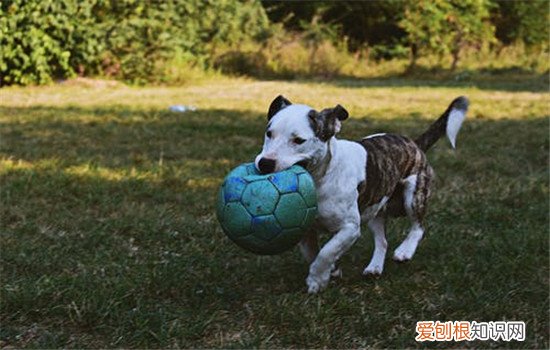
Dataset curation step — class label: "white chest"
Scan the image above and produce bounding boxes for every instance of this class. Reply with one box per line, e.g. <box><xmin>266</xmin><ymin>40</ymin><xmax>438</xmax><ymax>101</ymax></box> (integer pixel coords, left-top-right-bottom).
<box><xmin>315</xmin><ymin>180</ymin><xmax>351</xmax><ymax>232</ymax></box>
<box><xmin>312</xmin><ymin>140</ymin><xmax>367</xmax><ymax>232</ymax></box>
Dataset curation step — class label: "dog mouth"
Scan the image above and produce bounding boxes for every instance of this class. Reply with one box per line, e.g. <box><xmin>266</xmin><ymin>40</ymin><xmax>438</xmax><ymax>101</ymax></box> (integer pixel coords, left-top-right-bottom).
<box><xmin>296</xmin><ymin>160</ymin><xmax>309</xmax><ymax>168</ymax></box>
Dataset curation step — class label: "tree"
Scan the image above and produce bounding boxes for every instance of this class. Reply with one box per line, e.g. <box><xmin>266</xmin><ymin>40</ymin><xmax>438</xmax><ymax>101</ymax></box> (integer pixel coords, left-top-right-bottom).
<box><xmin>261</xmin><ymin>0</ymin><xmax>406</xmax><ymax>53</ymax></box>
<box><xmin>491</xmin><ymin>0</ymin><xmax>549</xmax><ymax>48</ymax></box>
<box><xmin>399</xmin><ymin>0</ymin><xmax>451</xmax><ymax>70</ymax></box>
<box><xmin>400</xmin><ymin>0</ymin><xmax>495</xmax><ymax>71</ymax></box>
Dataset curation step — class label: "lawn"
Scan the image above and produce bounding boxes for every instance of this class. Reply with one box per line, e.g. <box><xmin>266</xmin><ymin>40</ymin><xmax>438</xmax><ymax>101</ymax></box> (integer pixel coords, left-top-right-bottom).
<box><xmin>1</xmin><ymin>76</ymin><xmax>548</xmax><ymax>348</ymax></box>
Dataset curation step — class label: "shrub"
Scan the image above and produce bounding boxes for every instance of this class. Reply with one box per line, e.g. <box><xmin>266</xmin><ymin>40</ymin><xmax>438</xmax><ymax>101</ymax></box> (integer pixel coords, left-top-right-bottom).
<box><xmin>213</xmin><ymin>18</ymin><xmax>354</xmax><ymax>79</ymax></box>
<box><xmin>1</xmin><ymin>1</ymin><xmax>79</xmax><ymax>85</ymax></box>
<box><xmin>400</xmin><ymin>0</ymin><xmax>495</xmax><ymax>71</ymax></box>
<box><xmin>0</xmin><ymin>0</ymin><xmax>270</xmax><ymax>86</ymax></box>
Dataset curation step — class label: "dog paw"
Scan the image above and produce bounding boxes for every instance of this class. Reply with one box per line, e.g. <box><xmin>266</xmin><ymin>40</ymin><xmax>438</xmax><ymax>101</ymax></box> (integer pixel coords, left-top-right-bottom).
<box><xmin>393</xmin><ymin>245</ymin><xmax>414</xmax><ymax>262</ymax></box>
<box><xmin>306</xmin><ymin>278</ymin><xmax>321</xmax><ymax>294</ymax></box>
<box><xmin>306</xmin><ymin>271</ymin><xmax>330</xmax><ymax>294</ymax></box>
<box><xmin>362</xmin><ymin>263</ymin><xmax>384</xmax><ymax>276</ymax></box>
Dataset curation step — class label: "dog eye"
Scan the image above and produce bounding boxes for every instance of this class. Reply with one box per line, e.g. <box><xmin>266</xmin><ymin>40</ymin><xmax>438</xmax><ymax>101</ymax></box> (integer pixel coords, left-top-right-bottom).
<box><xmin>266</xmin><ymin>131</ymin><xmax>272</xmax><ymax>138</ymax></box>
<box><xmin>293</xmin><ymin>137</ymin><xmax>306</xmax><ymax>145</ymax></box>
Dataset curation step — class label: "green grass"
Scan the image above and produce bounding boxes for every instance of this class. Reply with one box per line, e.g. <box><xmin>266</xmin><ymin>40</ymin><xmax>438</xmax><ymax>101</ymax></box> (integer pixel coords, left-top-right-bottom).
<box><xmin>1</xmin><ymin>76</ymin><xmax>548</xmax><ymax>348</ymax></box>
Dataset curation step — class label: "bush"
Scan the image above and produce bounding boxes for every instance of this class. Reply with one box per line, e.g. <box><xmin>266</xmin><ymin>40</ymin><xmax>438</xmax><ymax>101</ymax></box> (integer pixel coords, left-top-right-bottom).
<box><xmin>213</xmin><ymin>37</ymin><xmax>355</xmax><ymax>79</ymax></box>
<box><xmin>0</xmin><ymin>0</ymin><xmax>270</xmax><ymax>86</ymax></box>
<box><xmin>1</xmin><ymin>1</ymin><xmax>82</xmax><ymax>85</ymax></box>
<box><xmin>2</xmin><ymin>0</ymin><xmax>547</xmax><ymax>85</ymax></box>
<box><xmin>213</xmin><ymin>19</ymin><xmax>355</xmax><ymax>79</ymax></box>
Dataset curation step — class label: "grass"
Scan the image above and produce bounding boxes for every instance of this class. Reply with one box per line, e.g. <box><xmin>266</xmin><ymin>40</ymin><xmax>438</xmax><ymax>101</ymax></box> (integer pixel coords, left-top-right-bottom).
<box><xmin>0</xmin><ymin>75</ymin><xmax>548</xmax><ymax>348</ymax></box>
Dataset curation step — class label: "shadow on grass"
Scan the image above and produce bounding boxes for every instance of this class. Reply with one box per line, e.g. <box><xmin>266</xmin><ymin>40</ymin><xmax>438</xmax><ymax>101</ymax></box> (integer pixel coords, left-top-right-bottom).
<box><xmin>322</xmin><ymin>72</ymin><xmax>549</xmax><ymax>92</ymax></box>
<box><xmin>0</xmin><ymin>105</ymin><xmax>267</xmax><ymax>169</ymax></box>
<box><xmin>238</xmin><ymin>65</ymin><xmax>549</xmax><ymax>93</ymax></box>
<box><xmin>1</xmin><ymin>104</ymin><xmax>548</xmax><ymax>221</ymax></box>
<box><xmin>1</xmin><ymin>104</ymin><xmax>549</xmax><ymax>348</ymax></box>
<box><xmin>1</xmin><ymin>103</ymin><xmax>548</xmax><ymax>165</ymax></box>
<box><xmin>1</xmin><ymin>104</ymin><xmax>548</xmax><ymax>183</ymax></box>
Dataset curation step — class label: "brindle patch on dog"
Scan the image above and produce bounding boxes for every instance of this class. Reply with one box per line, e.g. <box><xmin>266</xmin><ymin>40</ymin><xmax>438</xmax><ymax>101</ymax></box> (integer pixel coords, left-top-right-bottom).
<box><xmin>356</xmin><ymin>134</ymin><xmax>431</xmax><ymax>219</ymax></box>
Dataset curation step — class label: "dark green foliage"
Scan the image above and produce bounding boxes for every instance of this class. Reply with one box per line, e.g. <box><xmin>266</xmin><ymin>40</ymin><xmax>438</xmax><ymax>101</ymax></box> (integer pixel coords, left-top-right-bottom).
<box><xmin>492</xmin><ymin>0</ymin><xmax>549</xmax><ymax>47</ymax></box>
<box><xmin>399</xmin><ymin>0</ymin><xmax>495</xmax><ymax>70</ymax></box>
<box><xmin>93</xmin><ymin>0</ymin><xmax>269</xmax><ymax>84</ymax></box>
<box><xmin>1</xmin><ymin>0</ymin><xmax>548</xmax><ymax>85</ymax></box>
<box><xmin>0</xmin><ymin>0</ymin><xmax>269</xmax><ymax>85</ymax></box>
<box><xmin>1</xmin><ymin>1</ymin><xmax>85</xmax><ymax>85</ymax></box>
<box><xmin>262</xmin><ymin>0</ymin><xmax>407</xmax><ymax>51</ymax></box>
<box><xmin>262</xmin><ymin>0</ymin><xmax>547</xmax><ymax>63</ymax></box>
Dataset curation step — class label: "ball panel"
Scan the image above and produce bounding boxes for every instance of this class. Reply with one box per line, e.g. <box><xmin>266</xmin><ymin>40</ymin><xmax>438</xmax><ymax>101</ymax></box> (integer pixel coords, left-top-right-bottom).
<box><xmin>269</xmin><ymin>171</ymin><xmax>298</xmax><ymax>194</ymax></box>
<box><xmin>274</xmin><ymin>192</ymin><xmax>308</xmax><ymax>229</ymax></box>
<box><xmin>227</xmin><ymin>163</ymin><xmax>252</xmax><ymax>178</ymax></box>
<box><xmin>241</xmin><ymin>180</ymin><xmax>280</xmax><ymax>216</ymax></box>
<box><xmin>245</xmin><ymin>163</ymin><xmax>259</xmax><ymax>175</ymax></box>
<box><xmin>297</xmin><ymin>173</ymin><xmax>317</xmax><ymax>207</ymax></box>
<box><xmin>223</xmin><ymin>176</ymin><xmax>247</xmax><ymax>202</ymax></box>
<box><xmin>251</xmin><ymin>214</ymin><xmax>282</xmax><ymax>242</ymax></box>
<box><xmin>270</xmin><ymin>227</ymin><xmax>304</xmax><ymax>252</ymax></box>
<box><xmin>244</xmin><ymin>174</ymin><xmax>270</xmax><ymax>183</ymax></box>
<box><xmin>288</xmin><ymin>165</ymin><xmax>307</xmax><ymax>175</ymax></box>
<box><xmin>234</xmin><ymin>234</ymin><xmax>273</xmax><ymax>255</ymax></box>
<box><xmin>222</xmin><ymin>202</ymin><xmax>252</xmax><ymax>237</ymax></box>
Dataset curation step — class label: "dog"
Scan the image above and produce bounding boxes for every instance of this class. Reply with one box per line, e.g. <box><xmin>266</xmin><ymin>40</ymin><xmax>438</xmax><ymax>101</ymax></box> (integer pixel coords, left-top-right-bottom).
<box><xmin>255</xmin><ymin>95</ymin><xmax>468</xmax><ymax>293</ymax></box>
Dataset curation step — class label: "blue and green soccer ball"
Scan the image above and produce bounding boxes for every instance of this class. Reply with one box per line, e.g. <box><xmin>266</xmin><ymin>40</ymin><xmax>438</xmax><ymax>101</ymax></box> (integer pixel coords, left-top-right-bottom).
<box><xmin>216</xmin><ymin>162</ymin><xmax>317</xmax><ymax>255</ymax></box>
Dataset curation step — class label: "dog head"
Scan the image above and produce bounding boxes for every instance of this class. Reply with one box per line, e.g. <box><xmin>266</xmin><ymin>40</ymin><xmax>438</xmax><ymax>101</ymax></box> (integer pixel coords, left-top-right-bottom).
<box><xmin>255</xmin><ymin>95</ymin><xmax>349</xmax><ymax>174</ymax></box>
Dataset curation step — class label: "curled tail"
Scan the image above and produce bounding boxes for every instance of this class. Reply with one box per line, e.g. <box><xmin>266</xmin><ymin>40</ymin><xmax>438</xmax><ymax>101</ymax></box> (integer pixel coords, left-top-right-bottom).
<box><xmin>415</xmin><ymin>96</ymin><xmax>469</xmax><ymax>152</ymax></box>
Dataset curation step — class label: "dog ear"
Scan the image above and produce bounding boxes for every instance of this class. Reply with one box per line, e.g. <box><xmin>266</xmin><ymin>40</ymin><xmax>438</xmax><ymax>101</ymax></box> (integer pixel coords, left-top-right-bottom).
<box><xmin>267</xmin><ymin>95</ymin><xmax>292</xmax><ymax>120</ymax></box>
<box><xmin>332</xmin><ymin>104</ymin><xmax>349</xmax><ymax>121</ymax></box>
<box><xmin>309</xmin><ymin>105</ymin><xmax>349</xmax><ymax>142</ymax></box>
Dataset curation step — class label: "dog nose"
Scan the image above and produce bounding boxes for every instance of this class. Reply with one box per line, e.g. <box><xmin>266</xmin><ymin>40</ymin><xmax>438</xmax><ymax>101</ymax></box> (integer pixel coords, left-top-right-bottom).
<box><xmin>258</xmin><ymin>158</ymin><xmax>276</xmax><ymax>174</ymax></box>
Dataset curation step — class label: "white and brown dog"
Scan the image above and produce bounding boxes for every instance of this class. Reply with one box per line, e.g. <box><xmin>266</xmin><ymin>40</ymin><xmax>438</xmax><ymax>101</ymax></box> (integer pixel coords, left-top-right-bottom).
<box><xmin>255</xmin><ymin>95</ymin><xmax>468</xmax><ymax>293</ymax></box>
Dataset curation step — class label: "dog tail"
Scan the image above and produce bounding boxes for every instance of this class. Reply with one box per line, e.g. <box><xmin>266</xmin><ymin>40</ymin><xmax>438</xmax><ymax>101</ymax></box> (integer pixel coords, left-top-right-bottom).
<box><xmin>414</xmin><ymin>96</ymin><xmax>469</xmax><ymax>152</ymax></box>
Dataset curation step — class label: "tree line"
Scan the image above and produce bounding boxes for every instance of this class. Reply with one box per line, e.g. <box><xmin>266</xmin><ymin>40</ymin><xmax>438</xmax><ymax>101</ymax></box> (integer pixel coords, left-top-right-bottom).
<box><xmin>264</xmin><ymin>0</ymin><xmax>548</xmax><ymax>69</ymax></box>
<box><xmin>1</xmin><ymin>0</ymin><xmax>547</xmax><ymax>86</ymax></box>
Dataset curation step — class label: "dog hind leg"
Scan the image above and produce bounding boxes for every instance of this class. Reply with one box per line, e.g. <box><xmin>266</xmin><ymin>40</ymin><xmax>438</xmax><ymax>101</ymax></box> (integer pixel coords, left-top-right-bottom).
<box><xmin>393</xmin><ymin>221</ymin><xmax>424</xmax><ymax>262</ymax></box>
<box><xmin>393</xmin><ymin>167</ymin><xmax>433</xmax><ymax>262</ymax></box>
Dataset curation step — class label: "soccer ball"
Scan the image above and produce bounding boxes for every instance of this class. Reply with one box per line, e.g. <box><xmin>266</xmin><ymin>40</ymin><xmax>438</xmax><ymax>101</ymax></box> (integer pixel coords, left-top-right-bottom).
<box><xmin>216</xmin><ymin>162</ymin><xmax>317</xmax><ymax>255</ymax></box>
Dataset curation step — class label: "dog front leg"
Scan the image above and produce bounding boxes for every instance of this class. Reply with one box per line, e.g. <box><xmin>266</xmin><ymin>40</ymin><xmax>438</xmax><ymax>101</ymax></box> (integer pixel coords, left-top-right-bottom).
<box><xmin>300</xmin><ymin>230</ymin><xmax>342</xmax><ymax>277</ymax></box>
<box><xmin>306</xmin><ymin>222</ymin><xmax>360</xmax><ymax>293</ymax></box>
